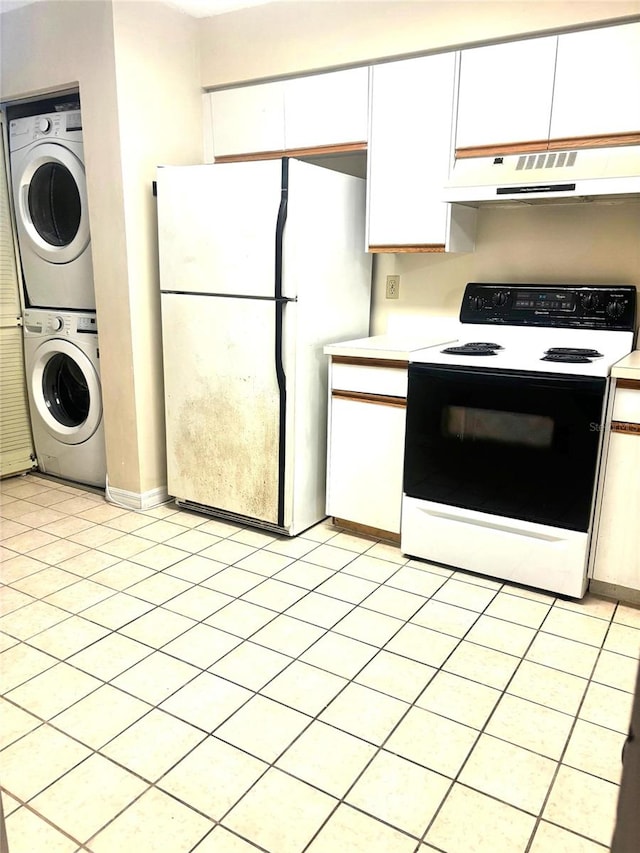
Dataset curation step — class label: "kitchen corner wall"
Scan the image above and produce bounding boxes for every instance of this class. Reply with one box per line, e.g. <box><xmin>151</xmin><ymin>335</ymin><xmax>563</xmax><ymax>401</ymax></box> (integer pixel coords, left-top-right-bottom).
<box><xmin>0</xmin><ymin>0</ymin><xmax>202</xmax><ymax>499</ymax></box>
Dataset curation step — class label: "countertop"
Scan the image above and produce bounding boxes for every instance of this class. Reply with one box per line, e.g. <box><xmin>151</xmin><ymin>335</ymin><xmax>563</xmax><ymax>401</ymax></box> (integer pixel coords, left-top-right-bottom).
<box><xmin>324</xmin><ymin>331</ymin><xmax>457</xmax><ymax>361</ymax></box>
<box><xmin>612</xmin><ymin>351</ymin><xmax>640</xmax><ymax>380</ymax></box>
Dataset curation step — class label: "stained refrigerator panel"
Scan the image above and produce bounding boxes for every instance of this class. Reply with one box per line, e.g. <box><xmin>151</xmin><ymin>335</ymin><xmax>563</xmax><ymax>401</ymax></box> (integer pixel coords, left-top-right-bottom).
<box><xmin>156</xmin><ymin>160</ymin><xmax>283</xmax><ymax>298</ymax></box>
<box><xmin>161</xmin><ymin>292</ymin><xmax>282</xmax><ymax>524</ymax></box>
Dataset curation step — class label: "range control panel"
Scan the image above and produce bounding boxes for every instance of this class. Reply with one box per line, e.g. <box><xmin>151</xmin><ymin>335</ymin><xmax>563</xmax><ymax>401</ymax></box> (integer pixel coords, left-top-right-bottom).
<box><xmin>460</xmin><ymin>283</ymin><xmax>637</xmax><ymax>330</ymax></box>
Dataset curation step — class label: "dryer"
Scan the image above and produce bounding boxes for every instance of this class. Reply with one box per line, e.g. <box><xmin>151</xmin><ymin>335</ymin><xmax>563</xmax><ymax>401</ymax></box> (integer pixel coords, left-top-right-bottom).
<box><xmin>10</xmin><ymin>110</ymin><xmax>95</xmax><ymax>310</ymax></box>
<box><xmin>23</xmin><ymin>309</ymin><xmax>106</xmax><ymax>488</ymax></box>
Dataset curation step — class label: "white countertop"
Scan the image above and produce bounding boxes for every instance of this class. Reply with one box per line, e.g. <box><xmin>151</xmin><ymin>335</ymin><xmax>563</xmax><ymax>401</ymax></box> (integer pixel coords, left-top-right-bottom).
<box><xmin>324</xmin><ymin>331</ymin><xmax>457</xmax><ymax>361</ymax></box>
<box><xmin>612</xmin><ymin>351</ymin><xmax>640</xmax><ymax>380</ymax></box>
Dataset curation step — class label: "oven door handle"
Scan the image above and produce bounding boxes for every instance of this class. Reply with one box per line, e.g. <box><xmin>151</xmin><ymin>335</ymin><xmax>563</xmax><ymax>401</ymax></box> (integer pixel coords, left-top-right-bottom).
<box><xmin>423</xmin><ymin>505</ymin><xmax>565</xmax><ymax>542</ymax></box>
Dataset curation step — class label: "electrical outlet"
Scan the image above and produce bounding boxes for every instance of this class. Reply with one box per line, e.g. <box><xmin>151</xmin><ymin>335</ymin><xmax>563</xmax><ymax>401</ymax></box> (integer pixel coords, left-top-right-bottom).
<box><xmin>386</xmin><ymin>275</ymin><xmax>400</xmax><ymax>299</ymax></box>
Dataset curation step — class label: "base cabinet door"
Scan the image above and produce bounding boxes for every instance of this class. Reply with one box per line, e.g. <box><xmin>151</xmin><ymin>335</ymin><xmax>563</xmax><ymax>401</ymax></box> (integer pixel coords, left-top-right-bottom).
<box><xmin>327</xmin><ymin>394</ymin><xmax>406</xmax><ymax>535</ymax></box>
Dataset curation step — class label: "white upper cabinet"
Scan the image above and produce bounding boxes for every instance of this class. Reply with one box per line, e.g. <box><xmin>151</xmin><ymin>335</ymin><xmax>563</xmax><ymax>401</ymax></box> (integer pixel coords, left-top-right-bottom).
<box><xmin>550</xmin><ymin>22</ymin><xmax>640</xmax><ymax>141</ymax></box>
<box><xmin>284</xmin><ymin>67</ymin><xmax>369</xmax><ymax>150</ymax></box>
<box><xmin>455</xmin><ymin>36</ymin><xmax>558</xmax><ymax>152</ymax></box>
<box><xmin>367</xmin><ymin>53</ymin><xmax>476</xmax><ymax>251</ymax></box>
<box><xmin>207</xmin><ymin>68</ymin><xmax>369</xmax><ymax>160</ymax></box>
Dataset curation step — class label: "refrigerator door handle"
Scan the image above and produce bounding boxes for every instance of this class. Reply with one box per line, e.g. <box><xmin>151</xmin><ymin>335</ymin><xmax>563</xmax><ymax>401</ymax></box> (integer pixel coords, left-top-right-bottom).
<box><xmin>274</xmin><ymin>158</ymin><xmax>289</xmax><ymax>528</ymax></box>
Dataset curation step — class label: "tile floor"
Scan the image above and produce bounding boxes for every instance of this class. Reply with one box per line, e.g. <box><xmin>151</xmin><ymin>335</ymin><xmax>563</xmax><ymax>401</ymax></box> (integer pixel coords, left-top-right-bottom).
<box><xmin>1</xmin><ymin>473</ymin><xmax>639</xmax><ymax>853</ymax></box>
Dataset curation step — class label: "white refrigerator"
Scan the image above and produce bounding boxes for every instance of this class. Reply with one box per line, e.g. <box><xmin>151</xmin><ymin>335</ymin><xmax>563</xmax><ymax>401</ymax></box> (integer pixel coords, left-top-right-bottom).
<box><xmin>156</xmin><ymin>158</ymin><xmax>372</xmax><ymax>535</ymax></box>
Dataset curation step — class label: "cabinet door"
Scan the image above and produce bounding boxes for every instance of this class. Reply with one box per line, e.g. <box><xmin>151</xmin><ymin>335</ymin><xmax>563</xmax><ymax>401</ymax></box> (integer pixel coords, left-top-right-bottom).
<box><xmin>284</xmin><ymin>67</ymin><xmax>369</xmax><ymax>151</ymax></box>
<box><xmin>327</xmin><ymin>395</ymin><xmax>406</xmax><ymax>535</ymax></box>
<box><xmin>208</xmin><ymin>81</ymin><xmax>285</xmax><ymax>159</ymax></box>
<box><xmin>593</xmin><ymin>429</ymin><xmax>640</xmax><ymax>589</ymax></box>
<box><xmin>550</xmin><ymin>23</ymin><xmax>640</xmax><ymax>142</ymax></box>
<box><xmin>455</xmin><ymin>36</ymin><xmax>557</xmax><ymax>152</ymax></box>
<box><xmin>367</xmin><ymin>53</ymin><xmax>457</xmax><ymax>248</ymax></box>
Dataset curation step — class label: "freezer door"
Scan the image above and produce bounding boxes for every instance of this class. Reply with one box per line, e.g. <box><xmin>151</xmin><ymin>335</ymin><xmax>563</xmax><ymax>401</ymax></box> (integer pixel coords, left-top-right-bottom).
<box><xmin>161</xmin><ymin>292</ymin><xmax>284</xmax><ymax>525</ymax></box>
<box><xmin>157</xmin><ymin>161</ymin><xmax>284</xmax><ymax>298</ymax></box>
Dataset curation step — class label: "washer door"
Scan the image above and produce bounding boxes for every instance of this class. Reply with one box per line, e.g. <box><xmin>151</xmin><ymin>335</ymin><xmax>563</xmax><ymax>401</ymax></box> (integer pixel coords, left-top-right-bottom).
<box><xmin>16</xmin><ymin>142</ymin><xmax>90</xmax><ymax>265</ymax></box>
<box><xmin>30</xmin><ymin>340</ymin><xmax>101</xmax><ymax>445</ymax></box>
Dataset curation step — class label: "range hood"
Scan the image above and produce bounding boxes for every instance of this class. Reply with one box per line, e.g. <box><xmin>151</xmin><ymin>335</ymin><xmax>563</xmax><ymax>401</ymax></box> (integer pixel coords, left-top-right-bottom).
<box><xmin>443</xmin><ymin>145</ymin><xmax>640</xmax><ymax>206</ymax></box>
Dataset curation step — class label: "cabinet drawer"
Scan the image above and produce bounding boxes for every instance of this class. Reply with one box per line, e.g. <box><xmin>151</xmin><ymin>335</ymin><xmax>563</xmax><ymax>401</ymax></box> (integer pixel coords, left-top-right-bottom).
<box><xmin>613</xmin><ymin>383</ymin><xmax>640</xmax><ymax>425</ymax></box>
<box><xmin>331</xmin><ymin>359</ymin><xmax>408</xmax><ymax>397</ymax></box>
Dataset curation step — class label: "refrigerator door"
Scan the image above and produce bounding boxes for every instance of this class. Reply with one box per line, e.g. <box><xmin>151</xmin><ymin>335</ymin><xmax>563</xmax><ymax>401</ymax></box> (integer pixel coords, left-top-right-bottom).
<box><xmin>161</xmin><ymin>292</ymin><xmax>284</xmax><ymax>525</ymax></box>
<box><xmin>157</xmin><ymin>160</ymin><xmax>284</xmax><ymax>298</ymax></box>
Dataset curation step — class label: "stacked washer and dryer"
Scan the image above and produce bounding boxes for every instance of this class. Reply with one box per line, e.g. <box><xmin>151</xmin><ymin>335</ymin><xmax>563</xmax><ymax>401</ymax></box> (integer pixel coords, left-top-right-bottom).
<box><xmin>9</xmin><ymin>100</ymin><xmax>106</xmax><ymax>488</ymax></box>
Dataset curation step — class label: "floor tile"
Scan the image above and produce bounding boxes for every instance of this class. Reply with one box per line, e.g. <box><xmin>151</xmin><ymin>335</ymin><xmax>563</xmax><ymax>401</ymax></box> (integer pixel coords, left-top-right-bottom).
<box><xmin>79</xmin><ymin>591</ymin><xmax>154</xmax><ymax>629</ymax></box>
<box><xmin>0</xmin><ymin>587</ymin><xmax>35</xmax><ymax>616</ymax></box>
<box><xmin>199</xmin><ymin>539</ymin><xmax>258</xmax><ymax>566</ymax></box>
<box><xmin>592</xmin><ymin>649</ymin><xmax>639</xmax><ymax>693</ymax></box>
<box><xmin>363</xmin><ymin>584</ymin><xmax>425</xmax><ymax>620</ymax></box>
<box><xmin>2</xmin><ymin>529</ymin><xmax>60</xmax><ymax>555</ymax></box>
<box><xmin>555</xmin><ymin>593</ymin><xmax>617</xmax><ymax>622</ymax></box>
<box><xmin>0</xmin><ymin>642</ymin><xmax>58</xmax><ymax>691</ymax></box>
<box><xmin>356</xmin><ymin>650</ymin><xmax>436</xmax><ymax>703</ymax></box>
<box><xmin>507</xmin><ymin>660</ymin><xmax>588</xmax><ymax>715</ymax></box>
<box><xmin>273</xmin><ymin>559</ymin><xmax>335</xmax><ymax>590</ymax></box>
<box><xmin>528</xmin><ymin>820</ymin><xmax>609</xmax><ymax>853</ymax></box>
<box><xmin>341</xmin><ymin>553</ymin><xmax>400</xmax><ymax>583</ymax></box>
<box><xmin>526</xmin><ymin>631</ymin><xmax>599</xmax><ymax>678</ymax></box>
<box><xmin>0</xmin><ymin>553</ymin><xmax>49</xmax><ymax>584</ymax></box>
<box><xmin>443</xmin><ymin>640</ymin><xmax>520</xmax><ymax>689</ymax></box>
<box><xmin>124</xmin><ymin>571</ymin><xmax>192</xmax><ymax>605</ymax></box>
<box><xmin>119</xmin><ymin>606</ymin><xmax>197</xmax><ymax>646</ymax></box>
<box><xmin>348</xmin><ymin>749</ymin><xmax>450</xmax><ymax>837</ymax></box>
<box><xmin>163</xmin><ymin>585</ymin><xmax>232</xmax><ymax>621</ymax></box>
<box><xmin>10</xmin><ymin>507</ymin><xmax>68</xmax><ymax>529</ymax></box>
<box><xmin>416</xmin><ymin>670</ymin><xmax>501</xmax><ymax>729</ymax></box>
<box><xmin>164</xmin><ymin>553</ymin><xmax>227</xmax><ymax>584</ymax></box>
<box><xmin>563</xmin><ymin>718</ymin><xmax>625</xmax><ymax>783</ymax></box>
<box><xmin>386</xmin><ymin>706</ymin><xmax>478</xmax><ymax>777</ymax></box>
<box><xmin>28</xmin><ymin>753</ymin><xmax>146</xmax><ymax>843</ymax></box>
<box><xmin>333</xmin><ymin>606</ymin><xmax>404</xmax><ymax>646</ymax></box>
<box><xmin>0</xmin><ymin>698</ymin><xmax>41</xmax><ymax>749</ymax></box>
<box><xmin>130</xmin><ymin>542</ymin><xmax>187</xmax><ymax>570</ymax></box>
<box><xmin>95</xmin><ymin>533</ymin><xmax>155</xmax><ymax>559</ymax></box>
<box><xmin>68</xmin><ymin>524</ymin><xmax>122</xmax><ymax>547</ymax></box>
<box><xmin>314</xmin><ymin>571</ymin><xmax>378</xmax><ymax>604</ymax></box>
<box><xmin>613</xmin><ymin>603</ymin><xmax>640</xmax><ymax>629</ymax></box>
<box><xmin>102</xmin><ymin>512</ymin><xmax>157</xmax><ymax>533</ymax></box>
<box><xmin>159</xmin><ymin>735</ymin><xmax>268</xmax><ymax>818</ymax></box>
<box><xmin>250</xmin><ymin>613</ymin><xmax>324</xmax><ymax>657</ymax></box>
<box><xmin>11</xmin><ymin>566</ymin><xmax>82</xmax><ymax>598</ymax></box>
<box><xmin>133</xmin><ymin>518</ymin><xmax>186</xmax><ymax>542</ymax></box>
<box><xmin>460</xmin><ymin>733</ymin><xmax>556</xmax><ymax>813</ymax></box>
<box><xmin>192</xmin><ymin>826</ymin><xmax>264</xmax><ymax>851</ymax></box>
<box><xmin>326</xmin><ymin>530</ymin><xmax>373</xmax><ymax>554</ymax></box>
<box><xmin>215</xmin><ymin>695</ymin><xmax>311</xmax><ymax>762</ymax></box>
<box><xmin>165</xmin><ymin>528</ymin><xmax>222</xmax><ymax>554</ymax></box>
<box><xmin>0</xmin><ymin>599</ymin><xmax>69</xmax><ymax>639</ymax></box>
<box><xmin>89</xmin><ymin>786</ymin><xmax>213</xmax><ymax>853</ymax></box>
<box><xmin>578</xmin><ymin>681</ymin><xmax>634</xmax><ymax>733</ymax></box>
<box><xmin>433</xmin><ymin>578</ymin><xmax>498</xmax><ymax>611</ymax></box>
<box><xmin>159</xmin><ymin>671</ymin><xmax>252</xmax><ymax>731</ymax></box>
<box><xmin>6</xmin><ymin>661</ymin><xmax>102</xmax><ymax>719</ymax></box>
<box><xmin>44</xmin><ymin>579</ymin><xmax>114</xmax><ymax>613</ymax></box>
<box><xmin>0</xmin><ymin>724</ymin><xmax>91</xmax><ymax>801</ymax></box>
<box><xmin>230</xmin><ymin>527</ymin><xmax>278</xmax><ymax>547</ymax></box>
<box><xmin>465</xmin><ymin>614</ymin><xmax>536</xmax><ymax>656</ymax></box>
<box><xmin>57</xmin><ymin>548</ymin><xmax>120</xmax><ymax>576</ymax></box>
<box><xmin>425</xmin><ymin>783</ymin><xmax>536</xmax><ymax>853</ymax></box>
<box><xmin>301</xmin><ymin>522</ymin><xmax>340</xmax><ymax>544</ymax></box>
<box><xmin>28</xmin><ymin>538</ymin><xmax>88</xmax><ymax>566</ymax></box>
<box><xmin>241</xmin><ymin>578</ymin><xmax>306</xmax><ymax>611</ymax></box>
<box><xmin>111</xmin><ymin>651</ymin><xmax>200</xmax><ymax>704</ymax></box>
<box><xmin>202</xmin><ymin>566</ymin><xmax>264</xmax><ymax>597</ymax></box>
<box><xmin>410</xmin><ymin>598</ymin><xmax>479</xmax><ymax>637</ymax></box>
<box><xmin>543</xmin><ymin>765</ymin><xmax>619</xmax><ymax>846</ymax></box>
<box><xmin>265</xmin><ymin>535</ymin><xmax>319</xmax><ymax>559</ymax></box>
<box><xmin>204</xmin><ymin>599</ymin><xmax>275</xmax><ymax>639</ymax></box>
<box><xmin>234</xmin><ymin>548</ymin><xmax>293</xmax><ymax>576</ymax></box>
<box><xmin>260</xmin><ymin>660</ymin><xmax>347</xmax><ymax>716</ymax></box>
<box><xmin>67</xmin><ymin>632</ymin><xmax>153</xmax><ymax>680</ymax></box>
<box><xmin>385</xmin><ymin>622</ymin><xmax>459</xmax><ymax>667</ymax></box>
<box><xmin>306</xmin><ymin>802</ymin><xmax>416</xmax><ymax>852</ymax></box>
<box><xmin>604</xmin><ymin>622</ymin><xmax>640</xmax><ymax>658</ymax></box>
<box><xmin>276</xmin><ymin>719</ymin><xmax>376</xmax><ymax>797</ymax></box>
<box><xmin>285</xmin><ymin>591</ymin><xmax>354</xmax><ymax>628</ymax></box>
<box><xmin>52</xmin><ymin>684</ymin><xmax>151</xmax><ymax>748</ymax></box>
<box><xmin>163</xmin><ymin>623</ymin><xmax>241</xmax><ymax>668</ymax></box>
<box><xmin>320</xmin><ymin>681</ymin><xmax>408</xmax><ymax>746</ymax></box>
<box><xmin>209</xmin><ymin>640</ymin><xmax>292</xmax><ymax>690</ymax></box>
<box><xmin>5</xmin><ymin>807</ymin><xmax>78</xmax><ymax>853</ymax></box>
<box><xmin>366</xmin><ymin>541</ymin><xmax>406</xmax><ymax>564</ymax></box>
<box><xmin>542</xmin><ymin>607</ymin><xmax>609</xmax><ymax>647</ymax></box>
<box><xmin>386</xmin><ymin>564</ymin><xmax>447</xmax><ymax>597</ymax></box>
<box><xmin>26</xmin><ymin>614</ymin><xmax>109</xmax><ymax>659</ymax></box>
<box><xmin>102</xmin><ymin>708</ymin><xmax>204</xmax><ymax>781</ymax></box>
<box><xmin>300</xmin><ymin>631</ymin><xmax>377</xmax><ymax>679</ymax></box>
<box><xmin>485</xmin><ymin>693</ymin><xmax>574</xmax><ymax>760</ymax></box>
<box><xmin>223</xmin><ymin>767</ymin><xmax>337</xmax><ymax>853</ymax></box>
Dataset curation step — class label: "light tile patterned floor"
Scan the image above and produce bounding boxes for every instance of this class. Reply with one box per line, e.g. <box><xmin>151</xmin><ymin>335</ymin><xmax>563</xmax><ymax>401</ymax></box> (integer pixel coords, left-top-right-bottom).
<box><xmin>1</xmin><ymin>473</ymin><xmax>639</xmax><ymax>853</ymax></box>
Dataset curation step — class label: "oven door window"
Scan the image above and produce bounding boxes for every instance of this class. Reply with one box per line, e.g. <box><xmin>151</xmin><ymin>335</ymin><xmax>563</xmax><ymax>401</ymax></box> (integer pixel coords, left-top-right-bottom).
<box><xmin>404</xmin><ymin>365</ymin><xmax>607</xmax><ymax>531</ymax></box>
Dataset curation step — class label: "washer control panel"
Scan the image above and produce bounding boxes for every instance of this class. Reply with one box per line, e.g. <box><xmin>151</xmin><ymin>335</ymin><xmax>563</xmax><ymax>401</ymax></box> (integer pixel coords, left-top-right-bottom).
<box><xmin>23</xmin><ymin>310</ymin><xmax>97</xmax><ymax>337</ymax></box>
<box><xmin>9</xmin><ymin>111</ymin><xmax>83</xmax><ymax>147</ymax></box>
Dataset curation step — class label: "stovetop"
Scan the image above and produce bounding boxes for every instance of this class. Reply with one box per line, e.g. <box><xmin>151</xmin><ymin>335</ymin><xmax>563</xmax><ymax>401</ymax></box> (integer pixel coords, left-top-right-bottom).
<box><xmin>411</xmin><ymin>284</ymin><xmax>636</xmax><ymax>377</ymax></box>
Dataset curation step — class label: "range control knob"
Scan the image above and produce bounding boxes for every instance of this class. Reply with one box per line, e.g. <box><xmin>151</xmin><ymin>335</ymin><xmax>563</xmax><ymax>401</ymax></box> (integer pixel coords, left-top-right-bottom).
<box><xmin>492</xmin><ymin>291</ymin><xmax>508</xmax><ymax>307</ymax></box>
<box><xmin>606</xmin><ymin>301</ymin><xmax>624</xmax><ymax>319</ymax></box>
<box><xmin>51</xmin><ymin>316</ymin><xmax>64</xmax><ymax>331</ymax></box>
<box><xmin>581</xmin><ymin>293</ymin><xmax>600</xmax><ymax>310</ymax></box>
<box><xmin>469</xmin><ymin>295</ymin><xmax>485</xmax><ymax>311</ymax></box>
<box><xmin>37</xmin><ymin>118</ymin><xmax>51</xmax><ymax>134</ymax></box>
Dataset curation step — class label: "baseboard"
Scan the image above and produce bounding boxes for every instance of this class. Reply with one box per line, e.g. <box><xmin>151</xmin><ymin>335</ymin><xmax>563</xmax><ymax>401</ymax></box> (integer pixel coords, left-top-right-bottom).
<box><xmin>589</xmin><ymin>579</ymin><xmax>640</xmax><ymax>607</ymax></box>
<box><xmin>105</xmin><ymin>478</ymin><xmax>170</xmax><ymax>511</ymax></box>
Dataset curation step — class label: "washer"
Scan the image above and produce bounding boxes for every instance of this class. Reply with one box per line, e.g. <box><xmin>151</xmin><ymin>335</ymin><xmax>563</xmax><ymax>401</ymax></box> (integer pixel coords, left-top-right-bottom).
<box><xmin>23</xmin><ymin>309</ymin><xmax>106</xmax><ymax>488</ymax></box>
<box><xmin>10</xmin><ymin>110</ymin><xmax>95</xmax><ymax>310</ymax></box>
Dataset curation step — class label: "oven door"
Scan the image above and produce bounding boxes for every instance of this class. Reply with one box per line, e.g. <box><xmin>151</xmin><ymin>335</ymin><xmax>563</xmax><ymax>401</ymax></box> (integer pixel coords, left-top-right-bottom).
<box><xmin>404</xmin><ymin>364</ymin><xmax>607</xmax><ymax>532</ymax></box>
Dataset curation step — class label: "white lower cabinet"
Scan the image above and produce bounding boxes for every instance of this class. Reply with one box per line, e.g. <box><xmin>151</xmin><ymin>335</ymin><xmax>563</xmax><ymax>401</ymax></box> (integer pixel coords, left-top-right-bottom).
<box><xmin>326</xmin><ymin>359</ymin><xmax>407</xmax><ymax>537</ymax></box>
<box><xmin>593</xmin><ymin>382</ymin><xmax>640</xmax><ymax>591</ymax></box>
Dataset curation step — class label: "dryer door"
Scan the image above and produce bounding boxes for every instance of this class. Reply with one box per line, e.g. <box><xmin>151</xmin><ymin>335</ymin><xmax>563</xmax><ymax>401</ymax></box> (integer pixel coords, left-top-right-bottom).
<box><xmin>15</xmin><ymin>142</ymin><xmax>90</xmax><ymax>264</ymax></box>
<box><xmin>30</xmin><ymin>339</ymin><xmax>101</xmax><ymax>445</ymax></box>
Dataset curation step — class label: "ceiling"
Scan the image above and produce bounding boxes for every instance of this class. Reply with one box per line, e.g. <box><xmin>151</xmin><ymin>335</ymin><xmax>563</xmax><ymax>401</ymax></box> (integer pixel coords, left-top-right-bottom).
<box><xmin>0</xmin><ymin>0</ymin><xmax>277</xmax><ymax>16</ymax></box>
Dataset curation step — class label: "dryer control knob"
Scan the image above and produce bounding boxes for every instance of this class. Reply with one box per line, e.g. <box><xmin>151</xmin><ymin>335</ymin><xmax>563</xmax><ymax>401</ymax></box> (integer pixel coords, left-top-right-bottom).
<box><xmin>37</xmin><ymin>118</ymin><xmax>52</xmax><ymax>133</ymax></box>
<box><xmin>51</xmin><ymin>316</ymin><xmax>64</xmax><ymax>331</ymax></box>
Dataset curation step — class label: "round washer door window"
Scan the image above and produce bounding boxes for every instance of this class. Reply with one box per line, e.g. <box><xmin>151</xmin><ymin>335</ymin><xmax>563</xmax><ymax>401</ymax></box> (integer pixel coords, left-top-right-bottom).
<box><xmin>17</xmin><ymin>142</ymin><xmax>90</xmax><ymax>265</ymax></box>
<box><xmin>30</xmin><ymin>340</ymin><xmax>101</xmax><ymax>445</ymax></box>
